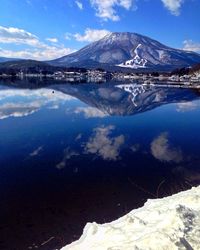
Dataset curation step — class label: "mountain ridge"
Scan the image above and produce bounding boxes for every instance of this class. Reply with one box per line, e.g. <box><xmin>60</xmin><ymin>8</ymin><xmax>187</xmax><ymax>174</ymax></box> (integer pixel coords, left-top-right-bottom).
<box><xmin>0</xmin><ymin>57</ymin><xmax>23</xmax><ymax>63</ymax></box>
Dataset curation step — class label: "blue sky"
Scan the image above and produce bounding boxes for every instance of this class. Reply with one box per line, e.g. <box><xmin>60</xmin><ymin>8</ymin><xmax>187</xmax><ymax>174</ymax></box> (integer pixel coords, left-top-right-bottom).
<box><xmin>0</xmin><ymin>0</ymin><xmax>200</xmax><ymax>60</ymax></box>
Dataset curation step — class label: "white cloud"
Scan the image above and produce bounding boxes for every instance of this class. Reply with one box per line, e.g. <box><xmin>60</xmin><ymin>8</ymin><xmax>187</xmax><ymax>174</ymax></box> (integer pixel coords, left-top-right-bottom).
<box><xmin>73</xmin><ymin>28</ymin><xmax>111</xmax><ymax>42</ymax></box>
<box><xmin>46</xmin><ymin>37</ymin><xmax>58</xmax><ymax>43</ymax></box>
<box><xmin>75</xmin><ymin>107</ymin><xmax>108</xmax><ymax>118</ymax></box>
<box><xmin>85</xmin><ymin>125</ymin><xmax>125</xmax><ymax>160</ymax></box>
<box><xmin>183</xmin><ymin>40</ymin><xmax>200</xmax><ymax>53</ymax></box>
<box><xmin>0</xmin><ymin>26</ymin><xmax>73</xmax><ymax>60</ymax></box>
<box><xmin>90</xmin><ymin>0</ymin><xmax>133</xmax><ymax>21</ymax></box>
<box><xmin>65</xmin><ymin>28</ymin><xmax>111</xmax><ymax>43</ymax></box>
<box><xmin>151</xmin><ymin>132</ymin><xmax>183</xmax><ymax>163</ymax></box>
<box><xmin>161</xmin><ymin>0</ymin><xmax>184</xmax><ymax>16</ymax></box>
<box><xmin>65</xmin><ymin>32</ymin><xmax>72</xmax><ymax>40</ymax></box>
<box><xmin>90</xmin><ymin>0</ymin><xmax>185</xmax><ymax>20</ymax></box>
<box><xmin>75</xmin><ymin>1</ymin><xmax>83</xmax><ymax>10</ymax></box>
<box><xmin>0</xmin><ymin>46</ymin><xmax>73</xmax><ymax>60</ymax></box>
<box><xmin>0</xmin><ymin>26</ymin><xmax>41</xmax><ymax>47</ymax></box>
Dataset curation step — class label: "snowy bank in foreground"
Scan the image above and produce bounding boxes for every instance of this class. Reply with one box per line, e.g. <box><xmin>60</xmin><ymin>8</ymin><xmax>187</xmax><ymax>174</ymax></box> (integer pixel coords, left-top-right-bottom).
<box><xmin>62</xmin><ymin>186</ymin><xmax>200</xmax><ymax>250</ymax></box>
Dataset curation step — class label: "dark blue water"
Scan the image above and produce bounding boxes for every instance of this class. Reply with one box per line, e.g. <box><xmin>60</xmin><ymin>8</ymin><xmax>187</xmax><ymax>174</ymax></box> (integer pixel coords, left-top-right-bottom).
<box><xmin>0</xmin><ymin>80</ymin><xmax>200</xmax><ymax>249</ymax></box>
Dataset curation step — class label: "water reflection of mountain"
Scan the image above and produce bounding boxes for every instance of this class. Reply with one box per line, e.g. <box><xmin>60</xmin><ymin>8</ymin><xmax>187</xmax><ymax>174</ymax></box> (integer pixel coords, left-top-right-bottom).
<box><xmin>52</xmin><ymin>84</ymin><xmax>200</xmax><ymax>116</ymax></box>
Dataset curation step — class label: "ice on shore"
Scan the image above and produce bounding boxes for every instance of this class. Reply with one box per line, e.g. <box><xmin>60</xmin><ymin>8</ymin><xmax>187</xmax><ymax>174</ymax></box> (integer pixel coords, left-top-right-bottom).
<box><xmin>62</xmin><ymin>186</ymin><xmax>200</xmax><ymax>250</ymax></box>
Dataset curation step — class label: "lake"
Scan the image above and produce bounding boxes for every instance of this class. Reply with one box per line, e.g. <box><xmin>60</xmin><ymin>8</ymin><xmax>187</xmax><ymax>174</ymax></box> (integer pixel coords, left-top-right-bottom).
<box><xmin>0</xmin><ymin>79</ymin><xmax>200</xmax><ymax>250</ymax></box>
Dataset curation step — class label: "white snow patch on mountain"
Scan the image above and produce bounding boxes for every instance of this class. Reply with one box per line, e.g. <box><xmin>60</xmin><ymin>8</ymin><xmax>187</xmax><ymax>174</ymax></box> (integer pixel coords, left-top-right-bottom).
<box><xmin>157</xmin><ymin>49</ymin><xmax>166</xmax><ymax>59</ymax></box>
<box><xmin>118</xmin><ymin>44</ymin><xmax>148</xmax><ymax>69</ymax></box>
<box><xmin>61</xmin><ymin>185</ymin><xmax>200</xmax><ymax>250</ymax></box>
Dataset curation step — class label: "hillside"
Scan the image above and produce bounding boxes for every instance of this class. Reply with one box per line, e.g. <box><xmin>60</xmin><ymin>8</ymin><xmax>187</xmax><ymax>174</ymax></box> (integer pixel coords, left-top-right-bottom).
<box><xmin>0</xmin><ymin>60</ymin><xmax>65</xmax><ymax>74</ymax></box>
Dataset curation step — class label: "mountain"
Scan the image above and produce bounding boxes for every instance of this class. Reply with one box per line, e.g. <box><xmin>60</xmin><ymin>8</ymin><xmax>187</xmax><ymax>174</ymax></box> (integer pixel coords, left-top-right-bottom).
<box><xmin>50</xmin><ymin>32</ymin><xmax>200</xmax><ymax>71</ymax></box>
<box><xmin>0</xmin><ymin>57</ymin><xmax>22</xmax><ymax>63</ymax></box>
<box><xmin>0</xmin><ymin>60</ymin><xmax>48</xmax><ymax>68</ymax></box>
<box><xmin>0</xmin><ymin>60</ymin><xmax>66</xmax><ymax>74</ymax></box>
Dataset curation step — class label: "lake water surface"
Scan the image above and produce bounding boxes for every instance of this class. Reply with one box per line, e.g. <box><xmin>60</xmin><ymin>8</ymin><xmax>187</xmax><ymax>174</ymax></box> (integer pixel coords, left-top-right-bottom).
<box><xmin>1</xmin><ymin>79</ymin><xmax>200</xmax><ymax>250</ymax></box>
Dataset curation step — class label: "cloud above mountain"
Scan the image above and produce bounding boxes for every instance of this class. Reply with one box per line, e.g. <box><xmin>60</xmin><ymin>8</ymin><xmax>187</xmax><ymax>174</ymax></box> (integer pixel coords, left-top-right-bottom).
<box><xmin>90</xmin><ymin>0</ymin><xmax>134</xmax><ymax>21</ymax></box>
<box><xmin>74</xmin><ymin>28</ymin><xmax>111</xmax><ymax>42</ymax></box>
<box><xmin>183</xmin><ymin>40</ymin><xmax>200</xmax><ymax>53</ymax></box>
<box><xmin>0</xmin><ymin>26</ymin><xmax>41</xmax><ymax>47</ymax></box>
<box><xmin>46</xmin><ymin>38</ymin><xmax>58</xmax><ymax>43</ymax></box>
<box><xmin>75</xmin><ymin>1</ymin><xmax>83</xmax><ymax>10</ymax></box>
<box><xmin>161</xmin><ymin>0</ymin><xmax>184</xmax><ymax>16</ymax></box>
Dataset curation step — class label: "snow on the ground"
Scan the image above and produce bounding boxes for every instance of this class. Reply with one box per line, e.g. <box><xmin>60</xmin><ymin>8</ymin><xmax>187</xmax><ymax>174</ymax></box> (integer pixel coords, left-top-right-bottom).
<box><xmin>61</xmin><ymin>186</ymin><xmax>200</xmax><ymax>250</ymax></box>
<box><xmin>118</xmin><ymin>44</ymin><xmax>147</xmax><ymax>69</ymax></box>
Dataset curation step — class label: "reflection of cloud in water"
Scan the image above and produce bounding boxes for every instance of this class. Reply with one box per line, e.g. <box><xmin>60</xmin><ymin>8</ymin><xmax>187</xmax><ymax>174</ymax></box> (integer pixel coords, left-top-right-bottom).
<box><xmin>130</xmin><ymin>144</ymin><xmax>140</xmax><ymax>153</ymax></box>
<box><xmin>56</xmin><ymin>147</ymin><xmax>79</xmax><ymax>170</ymax></box>
<box><xmin>98</xmin><ymin>87</ymin><xmax>122</xmax><ymax>100</ymax></box>
<box><xmin>176</xmin><ymin>102</ymin><xmax>198</xmax><ymax>112</ymax></box>
<box><xmin>48</xmin><ymin>104</ymin><xmax>59</xmax><ymax>110</ymax></box>
<box><xmin>0</xmin><ymin>102</ymin><xmax>40</xmax><ymax>119</ymax></box>
<box><xmin>75</xmin><ymin>107</ymin><xmax>108</xmax><ymax>118</ymax></box>
<box><xmin>30</xmin><ymin>146</ymin><xmax>43</xmax><ymax>157</ymax></box>
<box><xmin>0</xmin><ymin>88</ymin><xmax>74</xmax><ymax>120</ymax></box>
<box><xmin>75</xmin><ymin>133</ymin><xmax>82</xmax><ymax>141</ymax></box>
<box><xmin>85</xmin><ymin>125</ymin><xmax>125</xmax><ymax>161</ymax></box>
<box><xmin>151</xmin><ymin>132</ymin><xmax>183</xmax><ymax>163</ymax></box>
<box><xmin>0</xmin><ymin>88</ymin><xmax>74</xmax><ymax>101</ymax></box>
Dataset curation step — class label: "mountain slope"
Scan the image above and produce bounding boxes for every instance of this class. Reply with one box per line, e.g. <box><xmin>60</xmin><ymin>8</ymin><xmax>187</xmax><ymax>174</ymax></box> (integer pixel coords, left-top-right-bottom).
<box><xmin>50</xmin><ymin>32</ymin><xmax>200</xmax><ymax>71</ymax></box>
